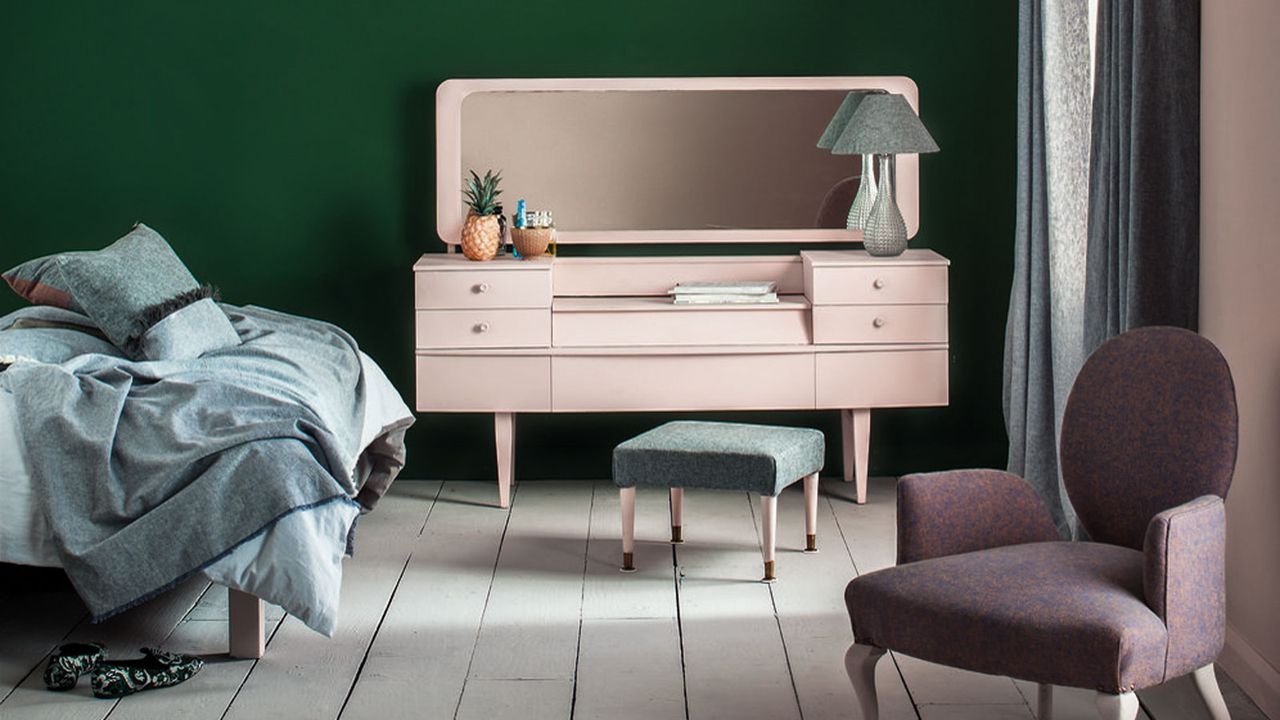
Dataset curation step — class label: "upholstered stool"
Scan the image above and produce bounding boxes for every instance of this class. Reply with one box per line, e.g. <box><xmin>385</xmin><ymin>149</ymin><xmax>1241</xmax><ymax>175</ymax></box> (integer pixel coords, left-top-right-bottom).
<box><xmin>612</xmin><ymin>421</ymin><xmax>825</xmax><ymax>582</ymax></box>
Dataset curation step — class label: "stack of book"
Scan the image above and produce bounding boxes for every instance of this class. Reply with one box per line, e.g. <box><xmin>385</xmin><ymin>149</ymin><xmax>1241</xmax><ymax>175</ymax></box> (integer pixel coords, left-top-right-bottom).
<box><xmin>668</xmin><ymin>281</ymin><xmax>779</xmax><ymax>305</ymax></box>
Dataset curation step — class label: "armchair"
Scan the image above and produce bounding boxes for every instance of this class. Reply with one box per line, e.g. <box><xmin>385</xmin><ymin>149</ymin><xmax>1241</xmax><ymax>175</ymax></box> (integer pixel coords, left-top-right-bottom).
<box><xmin>843</xmin><ymin>327</ymin><xmax>1238</xmax><ymax>720</ymax></box>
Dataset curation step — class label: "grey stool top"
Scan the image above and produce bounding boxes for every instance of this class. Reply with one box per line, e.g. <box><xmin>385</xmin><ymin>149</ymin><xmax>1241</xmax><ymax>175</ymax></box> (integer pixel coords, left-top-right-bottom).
<box><xmin>612</xmin><ymin>421</ymin><xmax>825</xmax><ymax>497</ymax></box>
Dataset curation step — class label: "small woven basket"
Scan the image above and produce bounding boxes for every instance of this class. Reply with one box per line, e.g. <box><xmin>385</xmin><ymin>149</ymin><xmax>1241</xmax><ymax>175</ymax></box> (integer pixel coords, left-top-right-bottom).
<box><xmin>511</xmin><ymin>227</ymin><xmax>554</xmax><ymax>258</ymax></box>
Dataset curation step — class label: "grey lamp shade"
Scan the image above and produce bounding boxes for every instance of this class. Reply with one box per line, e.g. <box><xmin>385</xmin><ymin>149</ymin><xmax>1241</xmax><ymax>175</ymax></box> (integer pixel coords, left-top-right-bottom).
<box><xmin>831</xmin><ymin>93</ymin><xmax>940</xmax><ymax>155</ymax></box>
<box><xmin>816</xmin><ymin>90</ymin><xmax>884</xmax><ymax>149</ymax></box>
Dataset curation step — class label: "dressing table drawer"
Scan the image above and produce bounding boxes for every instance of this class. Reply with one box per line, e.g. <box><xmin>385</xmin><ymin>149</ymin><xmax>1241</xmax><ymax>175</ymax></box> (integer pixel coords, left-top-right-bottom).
<box><xmin>415</xmin><ymin>309</ymin><xmax>550</xmax><ymax>349</ymax></box>
<box><xmin>812</xmin><ymin>305</ymin><xmax>948</xmax><ymax>344</ymax></box>
<box><xmin>807</xmin><ymin>265</ymin><xmax>948</xmax><ymax>305</ymax></box>
<box><xmin>415</xmin><ymin>266</ymin><xmax>552</xmax><ymax>310</ymax></box>
<box><xmin>816</xmin><ymin>349</ymin><xmax>949</xmax><ymax>407</ymax></box>
<box><xmin>416</xmin><ymin>354</ymin><xmax>550</xmax><ymax>411</ymax></box>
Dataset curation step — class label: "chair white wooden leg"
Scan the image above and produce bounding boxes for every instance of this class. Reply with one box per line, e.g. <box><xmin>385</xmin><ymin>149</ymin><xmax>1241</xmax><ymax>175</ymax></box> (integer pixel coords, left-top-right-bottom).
<box><xmin>760</xmin><ymin>495</ymin><xmax>777</xmax><ymax>582</ymax></box>
<box><xmin>1095</xmin><ymin>691</ymin><xmax>1139</xmax><ymax>720</ymax></box>
<box><xmin>620</xmin><ymin>486</ymin><xmax>637</xmax><ymax>572</ymax></box>
<box><xmin>1037</xmin><ymin>683</ymin><xmax>1053</xmax><ymax>720</ymax></box>
<box><xmin>228</xmin><ymin>587</ymin><xmax>265</xmax><ymax>659</ymax></box>
<box><xmin>844</xmin><ymin>643</ymin><xmax>885</xmax><ymax>720</ymax></box>
<box><xmin>803</xmin><ymin>472</ymin><xmax>819</xmax><ymax>552</ymax></box>
<box><xmin>1191</xmin><ymin>664</ymin><xmax>1231</xmax><ymax>720</ymax></box>
<box><xmin>669</xmin><ymin>487</ymin><xmax>684</xmax><ymax>543</ymax></box>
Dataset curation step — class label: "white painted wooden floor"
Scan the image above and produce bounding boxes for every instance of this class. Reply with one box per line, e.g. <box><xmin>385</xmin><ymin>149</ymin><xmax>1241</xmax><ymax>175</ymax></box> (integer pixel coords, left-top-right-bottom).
<box><xmin>0</xmin><ymin>478</ymin><xmax>1265</xmax><ymax>720</ymax></box>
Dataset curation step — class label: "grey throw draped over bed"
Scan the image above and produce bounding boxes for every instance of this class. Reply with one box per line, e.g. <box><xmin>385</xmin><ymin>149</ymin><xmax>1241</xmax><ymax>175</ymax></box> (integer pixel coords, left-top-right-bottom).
<box><xmin>1005</xmin><ymin>0</ymin><xmax>1201</xmax><ymax>534</ymax></box>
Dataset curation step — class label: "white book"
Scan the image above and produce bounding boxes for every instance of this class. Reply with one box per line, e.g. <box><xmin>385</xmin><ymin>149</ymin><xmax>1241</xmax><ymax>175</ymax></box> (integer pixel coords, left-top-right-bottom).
<box><xmin>673</xmin><ymin>293</ymin><xmax>779</xmax><ymax>304</ymax></box>
<box><xmin>668</xmin><ymin>280</ymin><xmax>777</xmax><ymax>296</ymax></box>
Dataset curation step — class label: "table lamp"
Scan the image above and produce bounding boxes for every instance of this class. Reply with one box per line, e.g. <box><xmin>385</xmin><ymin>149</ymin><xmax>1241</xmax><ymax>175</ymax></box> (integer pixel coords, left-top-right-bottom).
<box><xmin>817</xmin><ymin>90</ymin><xmax>884</xmax><ymax>230</ymax></box>
<box><xmin>830</xmin><ymin>93</ymin><xmax>939</xmax><ymax>256</ymax></box>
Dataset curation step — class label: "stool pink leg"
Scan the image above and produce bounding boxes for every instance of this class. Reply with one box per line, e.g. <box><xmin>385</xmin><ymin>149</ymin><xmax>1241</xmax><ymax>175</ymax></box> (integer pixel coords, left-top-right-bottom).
<box><xmin>669</xmin><ymin>488</ymin><xmax>684</xmax><ymax>543</ymax></box>
<box><xmin>761</xmin><ymin>495</ymin><xmax>777</xmax><ymax>582</ymax></box>
<box><xmin>620</xmin><ymin>487</ymin><xmax>637</xmax><ymax>572</ymax></box>
<box><xmin>803</xmin><ymin>472</ymin><xmax>819</xmax><ymax>552</ymax></box>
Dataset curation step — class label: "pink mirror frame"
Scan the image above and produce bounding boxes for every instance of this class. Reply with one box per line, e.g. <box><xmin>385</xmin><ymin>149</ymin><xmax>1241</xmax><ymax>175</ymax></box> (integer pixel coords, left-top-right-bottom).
<box><xmin>436</xmin><ymin>76</ymin><xmax>923</xmax><ymax>247</ymax></box>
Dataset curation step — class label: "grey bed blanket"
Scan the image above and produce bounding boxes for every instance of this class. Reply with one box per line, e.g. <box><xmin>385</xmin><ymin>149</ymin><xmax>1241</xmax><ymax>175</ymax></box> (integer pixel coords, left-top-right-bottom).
<box><xmin>0</xmin><ymin>303</ymin><xmax>384</xmax><ymax>621</ymax></box>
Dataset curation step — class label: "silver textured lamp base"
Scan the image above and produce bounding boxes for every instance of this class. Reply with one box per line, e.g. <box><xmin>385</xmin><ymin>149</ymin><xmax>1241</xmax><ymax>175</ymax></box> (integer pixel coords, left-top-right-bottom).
<box><xmin>845</xmin><ymin>153</ymin><xmax>878</xmax><ymax>230</ymax></box>
<box><xmin>863</xmin><ymin>154</ymin><xmax>907</xmax><ymax>256</ymax></box>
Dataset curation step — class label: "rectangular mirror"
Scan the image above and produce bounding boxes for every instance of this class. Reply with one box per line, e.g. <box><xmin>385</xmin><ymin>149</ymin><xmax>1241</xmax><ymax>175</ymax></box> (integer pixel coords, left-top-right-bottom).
<box><xmin>437</xmin><ymin>77</ymin><xmax>921</xmax><ymax>246</ymax></box>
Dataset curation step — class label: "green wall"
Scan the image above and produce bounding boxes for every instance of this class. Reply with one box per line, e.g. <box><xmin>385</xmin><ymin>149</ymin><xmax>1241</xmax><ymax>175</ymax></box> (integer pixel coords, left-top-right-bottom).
<box><xmin>0</xmin><ymin>2</ymin><xmax>1017</xmax><ymax>481</ymax></box>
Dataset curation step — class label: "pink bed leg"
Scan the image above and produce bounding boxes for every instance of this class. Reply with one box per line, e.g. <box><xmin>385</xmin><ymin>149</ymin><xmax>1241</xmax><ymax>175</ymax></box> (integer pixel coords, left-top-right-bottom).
<box><xmin>229</xmin><ymin>587</ymin><xmax>265</xmax><ymax>659</ymax></box>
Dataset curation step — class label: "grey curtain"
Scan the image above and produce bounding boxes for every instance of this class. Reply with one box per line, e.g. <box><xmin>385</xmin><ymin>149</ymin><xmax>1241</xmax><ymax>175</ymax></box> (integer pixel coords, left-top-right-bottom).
<box><xmin>1084</xmin><ymin>0</ymin><xmax>1201</xmax><ymax>350</ymax></box>
<box><xmin>1006</xmin><ymin>0</ymin><xmax>1201</xmax><ymax>535</ymax></box>
<box><xmin>1004</xmin><ymin>0</ymin><xmax>1093</xmax><ymax>536</ymax></box>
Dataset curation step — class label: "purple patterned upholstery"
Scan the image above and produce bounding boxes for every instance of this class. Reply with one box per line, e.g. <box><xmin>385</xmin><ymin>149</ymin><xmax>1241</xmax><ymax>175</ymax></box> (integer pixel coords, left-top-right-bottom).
<box><xmin>897</xmin><ymin>469</ymin><xmax>1061</xmax><ymax>564</ymax></box>
<box><xmin>847</xmin><ymin>542</ymin><xmax>1167</xmax><ymax>693</ymax></box>
<box><xmin>1061</xmin><ymin>327</ymin><xmax>1237</xmax><ymax>550</ymax></box>
<box><xmin>844</xmin><ymin>327</ymin><xmax>1238</xmax><ymax>694</ymax></box>
<box><xmin>1144</xmin><ymin>495</ymin><xmax>1227</xmax><ymax>679</ymax></box>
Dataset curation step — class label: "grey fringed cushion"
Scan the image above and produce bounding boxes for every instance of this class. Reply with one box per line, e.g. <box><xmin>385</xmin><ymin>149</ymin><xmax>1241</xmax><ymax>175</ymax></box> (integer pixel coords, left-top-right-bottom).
<box><xmin>612</xmin><ymin>421</ymin><xmax>825</xmax><ymax>497</ymax></box>
<box><xmin>2</xmin><ymin>223</ymin><xmax>239</xmax><ymax>360</ymax></box>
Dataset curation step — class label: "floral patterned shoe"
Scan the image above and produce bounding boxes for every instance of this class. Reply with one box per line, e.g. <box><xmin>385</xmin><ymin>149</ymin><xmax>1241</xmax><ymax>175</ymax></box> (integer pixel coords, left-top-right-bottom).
<box><xmin>90</xmin><ymin>648</ymin><xmax>204</xmax><ymax>699</ymax></box>
<box><xmin>43</xmin><ymin>642</ymin><xmax>107</xmax><ymax>691</ymax></box>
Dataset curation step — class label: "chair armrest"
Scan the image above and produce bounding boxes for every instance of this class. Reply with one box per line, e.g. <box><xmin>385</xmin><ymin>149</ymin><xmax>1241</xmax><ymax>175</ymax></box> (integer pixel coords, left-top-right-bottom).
<box><xmin>1144</xmin><ymin>495</ymin><xmax>1227</xmax><ymax>679</ymax></box>
<box><xmin>896</xmin><ymin>469</ymin><xmax>1060</xmax><ymax>564</ymax></box>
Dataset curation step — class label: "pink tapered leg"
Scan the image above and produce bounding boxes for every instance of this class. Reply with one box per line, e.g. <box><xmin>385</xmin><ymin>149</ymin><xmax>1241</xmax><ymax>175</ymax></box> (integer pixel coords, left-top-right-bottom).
<box><xmin>803</xmin><ymin>473</ymin><xmax>819</xmax><ymax>552</ymax></box>
<box><xmin>669</xmin><ymin>488</ymin><xmax>684</xmax><ymax>543</ymax></box>
<box><xmin>494</xmin><ymin>412</ymin><xmax>514</xmax><ymax>509</ymax></box>
<box><xmin>228</xmin><ymin>587</ymin><xmax>265</xmax><ymax>659</ymax></box>
<box><xmin>761</xmin><ymin>495</ymin><xmax>778</xmax><ymax>582</ymax></box>
<box><xmin>842</xmin><ymin>408</ymin><xmax>871</xmax><ymax>504</ymax></box>
<box><xmin>620</xmin><ymin>487</ymin><xmax>637</xmax><ymax>572</ymax></box>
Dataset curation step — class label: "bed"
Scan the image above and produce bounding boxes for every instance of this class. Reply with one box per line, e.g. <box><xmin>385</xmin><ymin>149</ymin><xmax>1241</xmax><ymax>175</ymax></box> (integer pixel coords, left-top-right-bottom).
<box><xmin>0</xmin><ymin>226</ymin><xmax>414</xmax><ymax>658</ymax></box>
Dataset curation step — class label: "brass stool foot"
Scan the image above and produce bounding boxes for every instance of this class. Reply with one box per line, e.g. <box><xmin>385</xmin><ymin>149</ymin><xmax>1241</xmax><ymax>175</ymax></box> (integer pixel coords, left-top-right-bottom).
<box><xmin>671</xmin><ymin>525</ymin><xmax>683</xmax><ymax>544</ymax></box>
<box><xmin>805</xmin><ymin>533</ymin><xmax>818</xmax><ymax>553</ymax></box>
<box><xmin>762</xmin><ymin>560</ymin><xmax>777</xmax><ymax>583</ymax></box>
<box><xmin>621</xmin><ymin>552</ymin><xmax>636</xmax><ymax>573</ymax></box>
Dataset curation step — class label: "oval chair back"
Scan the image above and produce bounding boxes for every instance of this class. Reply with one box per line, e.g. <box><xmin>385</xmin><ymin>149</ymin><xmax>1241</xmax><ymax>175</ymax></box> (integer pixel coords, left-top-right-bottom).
<box><xmin>1060</xmin><ymin>326</ymin><xmax>1238</xmax><ymax>550</ymax></box>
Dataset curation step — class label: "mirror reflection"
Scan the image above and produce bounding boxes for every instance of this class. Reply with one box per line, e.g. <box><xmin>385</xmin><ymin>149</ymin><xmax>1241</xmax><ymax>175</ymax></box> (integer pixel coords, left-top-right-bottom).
<box><xmin>460</xmin><ymin>90</ymin><xmax>872</xmax><ymax>232</ymax></box>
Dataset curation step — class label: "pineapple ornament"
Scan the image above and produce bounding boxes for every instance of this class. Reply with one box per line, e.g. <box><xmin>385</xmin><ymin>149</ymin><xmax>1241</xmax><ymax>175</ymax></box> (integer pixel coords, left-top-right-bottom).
<box><xmin>461</xmin><ymin>169</ymin><xmax>503</xmax><ymax>261</ymax></box>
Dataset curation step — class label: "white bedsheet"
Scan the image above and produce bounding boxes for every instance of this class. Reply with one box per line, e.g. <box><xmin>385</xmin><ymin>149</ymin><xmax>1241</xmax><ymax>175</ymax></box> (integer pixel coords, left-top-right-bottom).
<box><xmin>0</xmin><ymin>351</ymin><xmax>412</xmax><ymax>635</ymax></box>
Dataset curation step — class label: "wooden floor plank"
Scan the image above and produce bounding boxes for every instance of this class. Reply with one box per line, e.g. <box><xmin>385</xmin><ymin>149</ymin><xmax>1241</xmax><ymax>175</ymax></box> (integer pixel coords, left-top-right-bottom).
<box><xmin>580</xmin><ymin>480</ymin><xmax>678</xmax><ymax>621</ymax></box>
<box><xmin>339</xmin><ymin>481</ymin><xmax>510</xmax><ymax>720</ymax></box>
<box><xmin>917</xmin><ymin>704</ymin><xmax>1035</xmax><ymax>719</ymax></box>
<box><xmin>455</xmin><ymin>679</ymin><xmax>572</xmax><ymax>720</ymax></box>
<box><xmin>573</xmin><ymin>618</ymin><xmax>685</xmax><ymax>720</ymax></box>
<box><xmin>760</xmin><ymin>482</ymin><xmax>918</xmax><ymax>720</ymax></box>
<box><xmin>455</xmin><ymin>481</ymin><xmax>593</xmax><ymax>717</ymax></box>
<box><xmin>825</xmin><ymin>476</ymin><xmax>898</xmax><ymax>574</ymax></box>
<box><xmin>220</xmin><ymin>482</ymin><xmax>441</xmax><ymax>720</ymax></box>
<box><xmin>676</xmin><ymin>488</ymin><xmax>800</xmax><ymax>720</ymax></box>
<box><xmin>0</xmin><ymin>581</ymin><xmax>88</xmax><ymax>704</ymax></box>
<box><xmin>573</xmin><ymin>480</ymin><xmax>684</xmax><ymax>720</ymax></box>
<box><xmin>106</xmin><ymin>588</ymin><xmax>288</xmax><ymax>720</ymax></box>
<box><xmin>0</xmin><ymin>578</ymin><xmax>209</xmax><ymax>720</ymax></box>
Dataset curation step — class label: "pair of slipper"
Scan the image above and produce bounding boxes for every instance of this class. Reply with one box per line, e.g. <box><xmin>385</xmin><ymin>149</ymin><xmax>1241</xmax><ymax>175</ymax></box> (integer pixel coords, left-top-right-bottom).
<box><xmin>44</xmin><ymin>643</ymin><xmax>203</xmax><ymax>699</ymax></box>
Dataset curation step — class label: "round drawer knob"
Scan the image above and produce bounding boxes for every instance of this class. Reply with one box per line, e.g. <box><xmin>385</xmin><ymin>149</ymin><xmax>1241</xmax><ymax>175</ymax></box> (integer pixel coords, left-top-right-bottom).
<box><xmin>474</xmin><ymin>282</ymin><xmax>491</xmax><ymax>294</ymax></box>
<box><xmin>872</xmin><ymin>317</ymin><xmax>886</xmax><ymax>328</ymax></box>
<box><xmin>475</xmin><ymin>322</ymin><xmax>491</xmax><ymax>333</ymax></box>
<box><xmin>872</xmin><ymin>278</ymin><xmax>886</xmax><ymax>290</ymax></box>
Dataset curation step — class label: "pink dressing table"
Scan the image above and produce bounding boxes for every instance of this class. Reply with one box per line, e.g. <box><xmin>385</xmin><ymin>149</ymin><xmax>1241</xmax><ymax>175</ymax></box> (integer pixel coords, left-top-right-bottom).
<box><xmin>415</xmin><ymin>77</ymin><xmax>950</xmax><ymax>508</ymax></box>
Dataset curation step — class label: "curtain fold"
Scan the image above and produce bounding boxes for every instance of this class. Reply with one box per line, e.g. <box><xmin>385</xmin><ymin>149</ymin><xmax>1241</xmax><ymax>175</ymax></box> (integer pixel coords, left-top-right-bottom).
<box><xmin>1084</xmin><ymin>0</ymin><xmax>1201</xmax><ymax>350</ymax></box>
<box><xmin>1007</xmin><ymin>0</ymin><xmax>1201</xmax><ymax>535</ymax></box>
<box><xmin>1004</xmin><ymin>0</ymin><xmax>1093</xmax><ymax>536</ymax></box>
